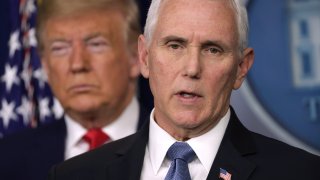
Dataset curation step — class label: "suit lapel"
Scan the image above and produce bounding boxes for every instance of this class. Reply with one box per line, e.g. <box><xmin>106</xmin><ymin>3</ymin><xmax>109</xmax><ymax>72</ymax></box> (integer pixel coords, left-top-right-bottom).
<box><xmin>104</xmin><ymin>119</ymin><xmax>150</xmax><ymax>180</ymax></box>
<box><xmin>207</xmin><ymin>107</ymin><xmax>256</xmax><ymax>180</ymax></box>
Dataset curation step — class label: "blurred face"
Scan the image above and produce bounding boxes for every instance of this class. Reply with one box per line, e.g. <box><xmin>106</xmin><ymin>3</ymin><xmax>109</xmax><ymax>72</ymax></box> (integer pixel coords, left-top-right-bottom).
<box><xmin>41</xmin><ymin>9</ymin><xmax>139</xmax><ymax>126</ymax></box>
<box><xmin>139</xmin><ymin>0</ymin><xmax>254</xmax><ymax>139</ymax></box>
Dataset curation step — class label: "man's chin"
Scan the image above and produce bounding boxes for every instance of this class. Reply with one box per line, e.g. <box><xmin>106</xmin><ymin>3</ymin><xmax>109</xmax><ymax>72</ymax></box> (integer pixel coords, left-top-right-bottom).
<box><xmin>66</xmin><ymin>102</ymin><xmax>102</xmax><ymax>115</ymax></box>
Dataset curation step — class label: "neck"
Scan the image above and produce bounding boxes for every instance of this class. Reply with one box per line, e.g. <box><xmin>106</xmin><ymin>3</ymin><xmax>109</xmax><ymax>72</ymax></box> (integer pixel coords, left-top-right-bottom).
<box><xmin>67</xmin><ymin>93</ymin><xmax>135</xmax><ymax>129</ymax></box>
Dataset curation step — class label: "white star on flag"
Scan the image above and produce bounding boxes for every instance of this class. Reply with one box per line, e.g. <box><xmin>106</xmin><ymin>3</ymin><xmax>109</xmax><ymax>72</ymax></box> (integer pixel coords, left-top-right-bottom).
<box><xmin>8</xmin><ymin>30</ymin><xmax>21</xmax><ymax>58</ymax></box>
<box><xmin>1</xmin><ymin>64</ymin><xmax>20</xmax><ymax>92</ymax></box>
<box><xmin>52</xmin><ymin>98</ymin><xmax>64</xmax><ymax>119</ymax></box>
<box><xmin>17</xmin><ymin>96</ymin><xmax>32</xmax><ymax>125</ymax></box>
<box><xmin>33</xmin><ymin>68</ymin><xmax>48</xmax><ymax>88</ymax></box>
<box><xmin>0</xmin><ymin>100</ymin><xmax>18</xmax><ymax>129</ymax></box>
<box><xmin>27</xmin><ymin>28</ymin><xmax>37</xmax><ymax>47</ymax></box>
<box><xmin>24</xmin><ymin>0</ymin><xmax>36</xmax><ymax>15</ymax></box>
<box><xmin>39</xmin><ymin>98</ymin><xmax>51</xmax><ymax>121</ymax></box>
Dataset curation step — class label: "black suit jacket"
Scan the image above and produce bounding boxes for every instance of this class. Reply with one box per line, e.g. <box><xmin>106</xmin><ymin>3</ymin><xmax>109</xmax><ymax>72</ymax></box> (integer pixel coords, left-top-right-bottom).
<box><xmin>0</xmin><ymin>105</ymin><xmax>149</xmax><ymax>180</ymax></box>
<box><xmin>48</xmin><ymin>107</ymin><xmax>320</xmax><ymax>180</ymax></box>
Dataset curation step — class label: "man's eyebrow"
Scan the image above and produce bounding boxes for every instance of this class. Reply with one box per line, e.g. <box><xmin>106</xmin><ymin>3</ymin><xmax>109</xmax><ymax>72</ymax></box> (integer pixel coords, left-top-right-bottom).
<box><xmin>47</xmin><ymin>37</ymin><xmax>69</xmax><ymax>43</ymax></box>
<box><xmin>201</xmin><ymin>40</ymin><xmax>223</xmax><ymax>47</ymax></box>
<box><xmin>200</xmin><ymin>40</ymin><xmax>229</xmax><ymax>50</ymax></box>
<box><xmin>159</xmin><ymin>35</ymin><xmax>188</xmax><ymax>44</ymax></box>
<box><xmin>83</xmin><ymin>33</ymin><xmax>104</xmax><ymax>42</ymax></box>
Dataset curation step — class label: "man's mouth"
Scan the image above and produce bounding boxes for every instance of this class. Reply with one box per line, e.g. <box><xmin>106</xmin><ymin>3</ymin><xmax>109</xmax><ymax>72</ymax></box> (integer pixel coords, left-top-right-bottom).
<box><xmin>68</xmin><ymin>84</ymin><xmax>97</xmax><ymax>93</ymax></box>
<box><xmin>176</xmin><ymin>91</ymin><xmax>202</xmax><ymax>99</ymax></box>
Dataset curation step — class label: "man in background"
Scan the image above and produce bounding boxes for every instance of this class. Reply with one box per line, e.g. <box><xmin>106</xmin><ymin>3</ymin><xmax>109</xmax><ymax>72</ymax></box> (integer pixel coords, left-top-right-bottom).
<box><xmin>0</xmin><ymin>0</ymin><xmax>148</xmax><ymax>180</ymax></box>
<box><xmin>47</xmin><ymin>0</ymin><xmax>320</xmax><ymax>179</ymax></box>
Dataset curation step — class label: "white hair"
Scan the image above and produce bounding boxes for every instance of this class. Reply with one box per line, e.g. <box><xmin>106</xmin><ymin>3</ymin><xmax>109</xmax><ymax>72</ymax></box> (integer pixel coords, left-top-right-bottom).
<box><xmin>144</xmin><ymin>0</ymin><xmax>249</xmax><ymax>51</ymax></box>
<box><xmin>143</xmin><ymin>0</ymin><xmax>161</xmax><ymax>46</ymax></box>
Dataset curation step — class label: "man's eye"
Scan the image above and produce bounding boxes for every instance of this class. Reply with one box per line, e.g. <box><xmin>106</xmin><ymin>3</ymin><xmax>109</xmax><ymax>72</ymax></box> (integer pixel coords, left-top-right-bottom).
<box><xmin>89</xmin><ymin>42</ymin><xmax>106</xmax><ymax>47</ymax></box>
<box><xmin>169</xmin><ymin>44</ymin><xmax>180</xmax><ymax>49</ymax></box>
<box><xmin>166</xmin><ymin>42</ymin><xmax>184</xmax><ymax>50</ymax></box>
<box><xmin>87</xmin><ymin>40</ymin><xmax>108</xmax><ymax>53</ymax></box>
<box><xmin>50</xmin><ymin>44</ymin><xmax>70</xmax><ymax>56</ymax></box>
<box><xmin>204</xmin><ymin>47</ymin><xmax>221</xmax><ymax>55</ymax></box>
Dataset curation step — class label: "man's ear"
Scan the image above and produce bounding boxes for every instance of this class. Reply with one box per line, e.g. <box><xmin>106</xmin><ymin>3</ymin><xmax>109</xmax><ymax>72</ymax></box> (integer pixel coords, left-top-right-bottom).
<box><xmin>128</xmin><ymin>42</ymin><xmax>140</xmax><ymax>79</ymax></box>
<box><xmin>138</xmin><ymin>35</ymin><xmax>150</xmax><ymax>79</ymax></box>
<box><xmin>233</xmin><ymin>48</ymin><xmax>254</xmax><ymax>89</ymax></box>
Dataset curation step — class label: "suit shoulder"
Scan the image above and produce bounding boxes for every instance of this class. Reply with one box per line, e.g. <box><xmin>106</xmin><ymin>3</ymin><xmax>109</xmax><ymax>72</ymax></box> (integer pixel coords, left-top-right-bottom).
<box><xmin>250</xmin><ymin>132</ymin><xmax>320</xmax><ymax>164</ymax></box>
<box><xmin>0</xmin><ymin>120</ymin><xmax>65</xmax><ymax>148</ymax></box>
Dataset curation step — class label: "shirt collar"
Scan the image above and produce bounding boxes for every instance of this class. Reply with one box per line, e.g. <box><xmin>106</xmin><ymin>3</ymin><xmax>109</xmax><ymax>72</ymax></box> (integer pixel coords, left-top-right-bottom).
<box><xmin>187</xmin><ymin>109</ymin><xmax>230</xmax><ymax>172</ymax></box>
<box><xmin>65</xmin><ymin>96</ymin><xmax>139</xmax><ymax>148</ymax></box>
<box><xmin>65</xmin><ymin>115</ymin><xmax>87</xmax><ymax>150</ymax></box>
<box><xmin>148</xmin><ymin>108</ymin><xmax>230</xmax><ymax>174</ymax></box>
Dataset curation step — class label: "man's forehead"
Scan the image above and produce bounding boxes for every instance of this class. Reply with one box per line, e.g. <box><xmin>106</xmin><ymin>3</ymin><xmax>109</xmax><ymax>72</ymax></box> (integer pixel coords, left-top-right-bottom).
<box><xmin>155</xmin><ymin>0</ymin><xmax>237</xmax><ymax>39</ymax></box>
<box><xmin>159</xmin><ymin>0</ymin><xmax>231</xmax><ymax>9</ymax></box>
<box><xmin>158</xmin><ymin>0</ymin><xmax>234</xmax><ymax>20</ymax></box>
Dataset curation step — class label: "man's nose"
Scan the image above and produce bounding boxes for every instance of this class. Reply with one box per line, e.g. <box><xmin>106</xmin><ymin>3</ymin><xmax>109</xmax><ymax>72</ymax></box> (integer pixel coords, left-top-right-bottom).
<box><xmin>183</xmin><ymin>48</ymin><xmax>202</xmax><ymax>79</ymax></box>
<box><xmin>70</xmin><ymin>42</ymin><xmax>90</xmax><ymax>73</ymax></box>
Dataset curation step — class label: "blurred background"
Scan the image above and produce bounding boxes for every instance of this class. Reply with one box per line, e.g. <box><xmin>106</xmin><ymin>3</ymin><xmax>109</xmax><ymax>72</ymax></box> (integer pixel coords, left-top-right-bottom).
<box><xmin>0</xmin><ymin>0</ymin><xmax>319</xmax><ymax>155</ymax></box>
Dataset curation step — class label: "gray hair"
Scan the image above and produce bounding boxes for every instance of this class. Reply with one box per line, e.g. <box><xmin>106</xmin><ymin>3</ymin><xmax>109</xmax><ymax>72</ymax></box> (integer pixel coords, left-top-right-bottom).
<box><xmin>144</xmin><ymin>0</ymin><xmax>249</xmax><ymax>51</ymax></box>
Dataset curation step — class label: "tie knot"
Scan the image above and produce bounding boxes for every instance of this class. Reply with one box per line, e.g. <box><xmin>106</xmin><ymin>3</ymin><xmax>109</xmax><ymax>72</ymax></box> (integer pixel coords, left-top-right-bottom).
<box><xmin>83</xmin><ymin>128</ymin><xmax>109</xmax><ymax>150</ymax></box>
<box><xmin>166</xmin><ymin>142</ymin><xmax>196</xmax><ymax>163</ymax></box>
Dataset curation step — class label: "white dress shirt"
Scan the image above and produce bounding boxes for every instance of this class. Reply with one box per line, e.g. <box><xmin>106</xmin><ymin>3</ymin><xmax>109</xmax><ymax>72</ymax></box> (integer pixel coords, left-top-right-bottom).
<box><xmin>140</xmin><ymin>108</ymin><xmax>230</xmax><ymax>180</ymax></box>
<box><xmin>64</xmin><ymin>97</ymin><xmax>139</xmax><ymax>160</ymax></box>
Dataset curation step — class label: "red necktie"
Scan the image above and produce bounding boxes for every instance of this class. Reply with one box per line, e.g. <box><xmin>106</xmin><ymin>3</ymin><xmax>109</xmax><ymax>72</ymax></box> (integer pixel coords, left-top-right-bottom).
<box><xmin>83</xmin><ymin>128</ymin><xmax>109</xmax><ymax>150</ymax></box>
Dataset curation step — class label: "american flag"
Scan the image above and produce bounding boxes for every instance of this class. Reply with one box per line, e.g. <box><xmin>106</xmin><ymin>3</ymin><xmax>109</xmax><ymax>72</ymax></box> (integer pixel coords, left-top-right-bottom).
<box><xmin>219</xmin><ymin>168</ymin><xmax>232</xmax><ymax>180</ymax></box>
<box><xmin>0</xmin><ymin>0</ymin><xmax>63</xmax><ymax>138</ymax></box>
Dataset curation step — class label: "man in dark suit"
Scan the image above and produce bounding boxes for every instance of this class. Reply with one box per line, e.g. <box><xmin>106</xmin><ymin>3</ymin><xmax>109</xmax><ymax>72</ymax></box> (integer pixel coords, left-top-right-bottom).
<box><xmin>0</xmin><ymin>0</ymin><xmax>148</xmax><ymax>180</ymax></box>
<box><xmin>47</xmin><ymin>0</ymin><xmax>320</xmax><ymax>179</ymax></box>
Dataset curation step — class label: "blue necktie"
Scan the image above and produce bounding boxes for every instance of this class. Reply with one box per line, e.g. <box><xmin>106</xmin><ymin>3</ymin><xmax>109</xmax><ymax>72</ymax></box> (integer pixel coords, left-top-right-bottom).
<box><xmin>165</xmin><ymin>142</ymin><xmax>196</xmax><ymax>180</ymax></box>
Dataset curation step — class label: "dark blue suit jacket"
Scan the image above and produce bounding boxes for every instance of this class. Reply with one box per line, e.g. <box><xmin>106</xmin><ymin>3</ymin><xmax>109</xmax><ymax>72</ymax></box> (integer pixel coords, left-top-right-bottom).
<box><xmin>47</xmin><ymin>107</ymin><xmax>320</xmax><ymax>180</ymax></box>
<box><xmin>0</xmin><ymin>105</ymin><xmax>149</xmax><ymax>180</ymax></box>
